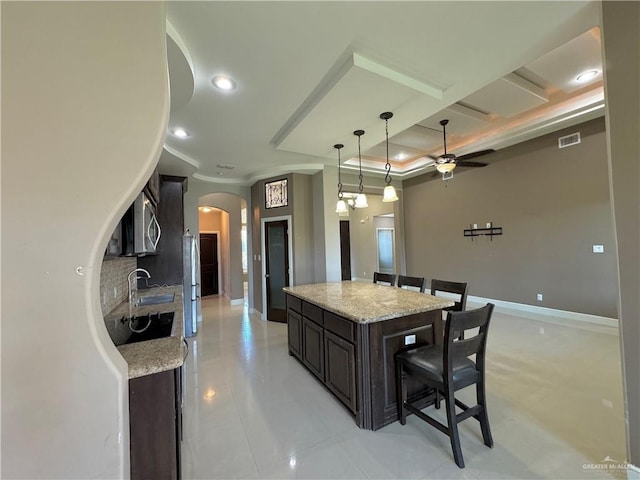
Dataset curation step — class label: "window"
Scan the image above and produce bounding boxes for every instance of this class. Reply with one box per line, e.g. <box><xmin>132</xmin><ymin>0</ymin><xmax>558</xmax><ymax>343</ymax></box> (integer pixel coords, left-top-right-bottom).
<box><xmin>265</xmin><ymin>178</ymin><xmax>288</xmax><ymax>209</ymax></box>
<box><xmin>241</xmin><ymin>207</ymin><xmax>248</xmax><ymax>274</ymax></box>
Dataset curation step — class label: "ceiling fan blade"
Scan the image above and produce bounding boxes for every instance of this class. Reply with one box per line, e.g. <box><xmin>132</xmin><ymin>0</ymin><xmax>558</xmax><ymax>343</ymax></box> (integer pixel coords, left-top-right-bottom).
<box><xmin>454</xmin><ymin>149</ymin><xmax>495</xmax><ymax>161</ymax></box>
<box><xmin>455</xmin><ymin>160</ymin><xmax>488</xmax><ymax>168</ymax></box>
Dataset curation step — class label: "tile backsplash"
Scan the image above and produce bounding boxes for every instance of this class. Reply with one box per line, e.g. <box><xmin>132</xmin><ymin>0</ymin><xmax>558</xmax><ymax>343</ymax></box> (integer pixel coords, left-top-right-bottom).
<box><xmin>100</xmin><ymin>257</ymin><xmax>137</xmax><ymax>315</ymax></box>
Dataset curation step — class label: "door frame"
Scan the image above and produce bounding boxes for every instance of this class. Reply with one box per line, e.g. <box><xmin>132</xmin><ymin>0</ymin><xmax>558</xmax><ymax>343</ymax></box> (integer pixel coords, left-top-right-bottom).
<box><xmin>200</xmin><ymin>230</ymin><xmax>221</xmax><ymax>297</ymax></box>
<box><xmin>376</xmin><ymin>227</ymin><xmax>395</xmax><ymax>274</ymax></box>
<box><xmin>260</xmin><ymin>215</ymin><xmax>293</xmax><ymax>321</ymax></box>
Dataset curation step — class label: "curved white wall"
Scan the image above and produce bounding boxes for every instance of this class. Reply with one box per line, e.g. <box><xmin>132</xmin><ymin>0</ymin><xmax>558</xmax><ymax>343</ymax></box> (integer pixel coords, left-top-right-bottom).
<box><xmin>1</xmin><ymin>3</ymin><xmax>168</xmax><ymax>478</ymax></box>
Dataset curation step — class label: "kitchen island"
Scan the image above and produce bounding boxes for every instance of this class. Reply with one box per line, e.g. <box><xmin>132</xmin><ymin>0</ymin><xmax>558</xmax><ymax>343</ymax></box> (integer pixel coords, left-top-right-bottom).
<box><xmin>283</xmin><ymin>281</ymin><xmax>454</xmax><ymax>430</ymax></box>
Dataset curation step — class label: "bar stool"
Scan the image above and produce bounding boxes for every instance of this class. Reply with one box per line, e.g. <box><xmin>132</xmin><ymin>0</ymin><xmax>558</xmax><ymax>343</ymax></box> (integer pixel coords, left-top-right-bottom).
<box><xmin>397</xmin><ymin>275</ymin><xmax>426</xmax><ymax>293</ymax></box>
<box><xmin>373</xmin><ymin>272</ymin><xmax>396</xmax><ymax>286</ymax></box>
<box><xmin>395</xmin><ymin>303</ymin><xmax>495</xmax><ymax>468</ymax></box>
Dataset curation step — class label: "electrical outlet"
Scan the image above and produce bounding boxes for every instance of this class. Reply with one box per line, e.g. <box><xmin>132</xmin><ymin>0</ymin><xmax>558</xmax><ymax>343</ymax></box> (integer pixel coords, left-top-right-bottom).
<box><xmin>404</xmin><ymin>334</ymin><xmax>416</xmax><ymax>345</ymax></box>
<box><xmin>593</xmin><ymin>244</ymin><xmax>604</xmax><ymax>253</ymax></box>
<box><xmin>601</xmin><ymin>399</ymin><xmax>613</xmax><ymax>409</ymax></box>
<box><xmin>538</xmin><ymin>327</ymin><xmax>545</xmax><ymax>335</ymax></box>
<box><xmin>113</xmin><ymin>287</ymin><xmax>118</xmax><ymax>298</ymax></box>
<box><xmin>536</xmin><ymin>293</ymin><xmax>543</xmax><ymax>301</ymax></box>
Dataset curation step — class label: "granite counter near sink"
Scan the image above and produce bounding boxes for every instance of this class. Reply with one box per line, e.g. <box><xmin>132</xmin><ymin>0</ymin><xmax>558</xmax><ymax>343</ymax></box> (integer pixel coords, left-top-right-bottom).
<box><xmin>103</xmin><ymin>284</ymin><xmax>185</xmax><ymax>379</ymax></box>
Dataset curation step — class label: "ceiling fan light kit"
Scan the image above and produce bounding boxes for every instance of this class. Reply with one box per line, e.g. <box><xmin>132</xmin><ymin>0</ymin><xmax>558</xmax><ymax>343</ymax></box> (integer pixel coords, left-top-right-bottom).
<box><xmin>436</xmin><ymin>162</ymin><xmax>456</xmax><ymax>174</ymax></box>
<box><xmin>380</xmin><ymin>111</ymin><xmax>399</xmax><ymax>203</ymax></box>
<box><xmin>430</xmin><ymin>119</ymin><xmax>493</xmax><ymax>180</ymax></box>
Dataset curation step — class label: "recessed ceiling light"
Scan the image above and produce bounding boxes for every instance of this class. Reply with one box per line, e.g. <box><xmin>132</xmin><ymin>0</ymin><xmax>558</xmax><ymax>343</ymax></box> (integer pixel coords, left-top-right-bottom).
<box><xmin>212</xmin><ymin>75</ymin><xmax>236</xmax><ymax>91</ymax></box>
<box><xmin>576</xmin><ymin>70</ymin><xmax>599</xmax><ymax>83</ymax></box>
<box><xmin>172</xmin><ymin>127</ymin><xmax>189</xmax><ymax>138</ymax></box>
<box><xmin>395</xmin><ymin>152</ymin><xmax>408</xmax><ymax>160</ymax></box>
<box><xmin>201</xmin><ymin>207</ymin><xmax>212</xmax><ymax>213</ymax></box>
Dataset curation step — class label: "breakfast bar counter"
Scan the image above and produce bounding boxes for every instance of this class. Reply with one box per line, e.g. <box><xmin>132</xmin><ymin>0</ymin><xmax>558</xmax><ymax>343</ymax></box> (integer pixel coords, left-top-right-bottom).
<box><xmin>283</xmin><ymin>281</ymin><xmax>453</xmax><ymax>430</ymax></box>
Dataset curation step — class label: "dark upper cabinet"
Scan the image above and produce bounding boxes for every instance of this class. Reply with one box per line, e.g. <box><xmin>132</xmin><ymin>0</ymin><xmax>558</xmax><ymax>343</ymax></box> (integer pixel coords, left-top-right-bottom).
<box><xmin>138</xmin><ymin>176</ymin><xmax>186</xmax><ymax>286</ymax></box>
<box><xmin>145</xmin><ymin>166</ymin><xmax>161</xmax><ymax>207</ymax></box>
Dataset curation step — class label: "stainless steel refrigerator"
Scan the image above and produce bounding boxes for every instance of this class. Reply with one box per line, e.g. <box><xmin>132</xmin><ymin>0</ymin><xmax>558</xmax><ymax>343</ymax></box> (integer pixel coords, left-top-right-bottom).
<box><xmin>183</xmin><ymin>231</ymin><xmax>202</xmax><ymax>337</ymax></box>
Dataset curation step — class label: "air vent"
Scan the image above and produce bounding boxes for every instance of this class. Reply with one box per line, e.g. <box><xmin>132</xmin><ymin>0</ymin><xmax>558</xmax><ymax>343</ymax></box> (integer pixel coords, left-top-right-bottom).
<box><xmin>216</xmin><ymin>164</ymin><xmax>235</xmax><ymax>170</ymax></box>
<box><xmin>558</xmin><ymin>132</ymin><xmax>581</xmax><ymax>149</ymax></box>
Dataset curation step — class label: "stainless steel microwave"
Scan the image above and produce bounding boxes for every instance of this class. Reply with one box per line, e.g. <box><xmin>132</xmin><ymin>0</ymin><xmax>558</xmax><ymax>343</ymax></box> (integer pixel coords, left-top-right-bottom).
<box><xmin>122</xmin><ymin>191</ymin><xmax>161</xmax><ymax>256</ymax></box>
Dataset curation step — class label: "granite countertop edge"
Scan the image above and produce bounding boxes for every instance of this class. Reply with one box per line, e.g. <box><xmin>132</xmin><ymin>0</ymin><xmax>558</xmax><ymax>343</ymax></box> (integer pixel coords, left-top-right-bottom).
<box><xmin>283</xmin><ymin>282</ymin><xmax>455</xmax><ymax>324</ymax></box>
<box><xmin>103</xmin><ymin>285</ymin><xmax>185</xmax><ymax>379</ymax></box>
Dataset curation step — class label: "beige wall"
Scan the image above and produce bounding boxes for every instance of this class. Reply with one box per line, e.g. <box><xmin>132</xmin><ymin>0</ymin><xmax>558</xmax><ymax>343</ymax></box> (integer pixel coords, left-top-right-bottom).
<box><xmin>349</xmin><ymin>195</ymin><xmax>395</xmax><ymax>281</ymax></box>
<box><xmin>292</xmin><ymin>173</ymin><xmax>315</xmax><ymax>285</ymax></box>
<box><xmin>403</xmin><ymin>117</ymin><xmax>618</xmax><ymax>318</ymax></box>
<box><xmin>1</xmin><ymin>2</ymin><xmax>168</xmax><ymax>477</ymax></box>
<box><xmin>199</xmin><ymin>208</ymin><xmax>222</xmax><ymax>233</ymax></box>
<box><xmin>601</xmin><ymin>0</ymin><xmax>640</xmax><ymax>465</ymax></box>
<box><xmin>199</xmin><ymin>193</ymin><xmax>244</xmax><ymax>302</ymax></box>
<box><xmin>250</xmin><ymin>173</ymin><xmax>293</xmax><ymax>313</ymax></box>
<box><xmin>183</xmin><ymin>180</ymin><xmax>252</xmax><ymax>306</ymax></box>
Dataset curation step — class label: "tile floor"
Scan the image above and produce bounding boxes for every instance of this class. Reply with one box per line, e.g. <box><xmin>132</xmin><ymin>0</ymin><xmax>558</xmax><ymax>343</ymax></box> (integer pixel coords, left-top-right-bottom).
<box><xmin>181</xmin><ymin>295</ymin><xmax>627</xmax><ymax>479</ymax></box>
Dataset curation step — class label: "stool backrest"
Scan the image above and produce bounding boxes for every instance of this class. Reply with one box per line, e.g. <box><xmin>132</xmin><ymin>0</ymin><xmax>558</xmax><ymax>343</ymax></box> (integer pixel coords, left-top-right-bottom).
<box><xmin>444</xmin><ymin>303</ymin><xmax>494</xmax><ymax>373</ymax></box>
<box><xmin>397</xmin><ymin>275</ymin><xmax>426</xmax><ymax>293</ymax></box>
<box><xmin>430</xmin><ymin>279</ymin><xmax>468</xmax><ymax>312</ymax></box>
<box><xmin>373</xmin><ymin>272</ymin><xmax>397</xmax><ymax>286</ymax></box>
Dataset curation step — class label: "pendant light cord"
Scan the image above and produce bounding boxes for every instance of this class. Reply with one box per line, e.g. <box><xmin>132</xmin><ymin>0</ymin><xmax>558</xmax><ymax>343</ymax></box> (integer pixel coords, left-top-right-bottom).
<box><xmin>334</xmin><ymin>144</ymin><xmax>344</xmax><ymax>200</ymax></box>
<box><xmin>354</xmin><ymin>130</ymin><xmax>365</xmax><ymax>194</ymax></box>
<box><xmin>384</xmin><ymin>116</ymin><xmax>392</xmax><ymax>185</ymax></box>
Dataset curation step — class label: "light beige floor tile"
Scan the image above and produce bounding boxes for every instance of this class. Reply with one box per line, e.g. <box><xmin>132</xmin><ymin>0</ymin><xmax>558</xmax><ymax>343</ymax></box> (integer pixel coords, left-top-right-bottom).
<box><xmin>181</xmin><ymin>296</ymin><xmax>626</xmax><ymax>480</ymax></box>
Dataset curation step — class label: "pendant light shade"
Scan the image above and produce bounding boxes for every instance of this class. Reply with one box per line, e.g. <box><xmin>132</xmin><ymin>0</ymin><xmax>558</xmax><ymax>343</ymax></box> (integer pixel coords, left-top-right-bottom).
<box><xmin>354</xmin><ymin>129</ymin><xmax>368</xmax><ymax>208</ymax></box>
<box><xmin>334</xmin><ymin>143</ymin><xmax>349</xmax><ymax>214</ymax></box>
<box><xmin>383</xmin><ymin>185</ymin><xmax>399</xmax><ymax>202</ymax></box>
<box><xmin>354</xmin><ymin>193</ymin><xmax>368</xmax><ymax>208</ymax></box>
<box><xmin>380</xmin><ymin>112</ymin><xmax>399</xmax><ymax>203</ymax></box>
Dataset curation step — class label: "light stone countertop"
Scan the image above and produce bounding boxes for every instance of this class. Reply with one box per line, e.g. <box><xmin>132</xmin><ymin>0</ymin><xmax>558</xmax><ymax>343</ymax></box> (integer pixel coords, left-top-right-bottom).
<box><xmin>103</xmin><ymin>284</ymin><xmax>185</xmax><ymax>379</ymax></box>
<box><xmin>283</xmin><ymin>281</ymin><xmax>454</xmax><ymax>323</ymax></box>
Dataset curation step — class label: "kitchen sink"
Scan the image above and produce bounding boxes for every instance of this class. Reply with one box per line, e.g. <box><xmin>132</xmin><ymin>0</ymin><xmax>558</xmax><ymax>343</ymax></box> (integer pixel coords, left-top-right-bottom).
<box><xmin>119</xmin><ymin>311</ymin><xmax>175</xmax><ymax>345</ymax></box>
<box><xmin>135</xmin><ymin>292</ymin><xmax>175</xmax><ymax>306</ymax></box>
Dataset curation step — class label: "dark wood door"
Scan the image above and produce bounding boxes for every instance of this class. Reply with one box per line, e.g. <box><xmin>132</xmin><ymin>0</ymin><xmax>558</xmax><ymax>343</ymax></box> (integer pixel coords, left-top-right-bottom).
<box><xmin>265</xmin><ymin>220</ymin><xmax>289</xmax><ymax>322</ymax></box>
<box><xmin>200</xmin><ymin>233</ymin><xmax>218</xmax><ymax>296</ymax></box>
<box><xmin>339</xmin><ymin>220</ymin><xmax>351</xmax><ymax>281</ymax></box>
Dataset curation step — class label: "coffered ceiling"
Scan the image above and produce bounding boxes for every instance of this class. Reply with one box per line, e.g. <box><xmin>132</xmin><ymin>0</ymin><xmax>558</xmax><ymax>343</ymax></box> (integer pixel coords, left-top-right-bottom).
<box><xmin>159</xmin><ymin>1</ymin><xmax>603</xmax><ymax>185</ymax></box>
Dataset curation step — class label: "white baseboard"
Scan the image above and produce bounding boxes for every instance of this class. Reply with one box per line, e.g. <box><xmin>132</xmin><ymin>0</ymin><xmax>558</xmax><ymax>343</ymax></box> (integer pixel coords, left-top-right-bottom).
<box><xmin>464</xmin><ymin>293</ymin><xmax>618</xmax><ymax>330</ymax></box>
<box><xmin>229</xmin><ymin>298</ymin><xmax>244</xmax><ymax>306</ymax></box>
<box><xmin>627</xmin><ymin>463</ymin><xmax>640</xmax><ymax>480</ymax></box>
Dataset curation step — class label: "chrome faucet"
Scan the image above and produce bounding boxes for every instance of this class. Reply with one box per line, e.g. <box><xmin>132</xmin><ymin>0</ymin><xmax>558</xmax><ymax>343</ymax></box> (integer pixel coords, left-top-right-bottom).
<box><xmin>128</xmin><ymin>268</ymin><xmax>151</xmax><ymax>308</ymax></box>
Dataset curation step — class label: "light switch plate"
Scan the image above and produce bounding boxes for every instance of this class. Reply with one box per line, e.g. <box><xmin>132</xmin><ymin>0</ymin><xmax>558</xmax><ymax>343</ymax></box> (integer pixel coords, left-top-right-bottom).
<box><xmin>593</xmin><ymin>245</ymin><xmax>604</xmax><ymax>253</ymax></box>
<box><xmin>404</xmin><ymin>334</ymin><xmax>416</xmax><ymax>345</ymax></box>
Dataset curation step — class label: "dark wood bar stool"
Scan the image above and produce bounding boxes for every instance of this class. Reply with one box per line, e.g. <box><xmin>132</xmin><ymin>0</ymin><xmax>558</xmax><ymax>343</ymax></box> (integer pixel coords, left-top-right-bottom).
<box><xmin>430</xmin><ymin>279</ymin><xmax>468</xmax><ymax>314</ymax></box>
<box><xmin>373</xmin><ymin>272</ymin><xmax>397</xmax><ymax>286</ymax></box>
<box><xmin>395</xmin><ymin>303</ymin><xmax>495</xmax><ymax>468</ymax></box>
<box><xmin>397</xmin><ymin>275</ymin><xmax>426</xmax><ymax>293</ymax></box>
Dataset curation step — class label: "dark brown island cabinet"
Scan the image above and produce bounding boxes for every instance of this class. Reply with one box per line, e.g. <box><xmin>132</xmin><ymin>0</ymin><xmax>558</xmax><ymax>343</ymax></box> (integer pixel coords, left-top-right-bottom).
<box><xmin>129</xmin><ymin>367</ymin><xmax>183</xmax><ymax>480</ymax></box>
<box><xmin>285</xmin><ymin>283</ymin><xmax>453</xmax><ymax>430</ymax></box>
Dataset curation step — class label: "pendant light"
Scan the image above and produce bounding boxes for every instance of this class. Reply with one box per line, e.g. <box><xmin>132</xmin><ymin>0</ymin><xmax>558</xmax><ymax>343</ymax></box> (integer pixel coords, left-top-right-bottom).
<box><xmin>354</xmin><ymin>129</ymin><xmax>368</xmax><ymax>208</ymax></box>
<box><xmin>380</xmin><ymin>112</ymin><xmax>399</xmax><ymax>202</ymax></box>
<box><xmin>334</xmin><ymin>144</ymin><xmax>348</xmax><ymax>214</ymax></box>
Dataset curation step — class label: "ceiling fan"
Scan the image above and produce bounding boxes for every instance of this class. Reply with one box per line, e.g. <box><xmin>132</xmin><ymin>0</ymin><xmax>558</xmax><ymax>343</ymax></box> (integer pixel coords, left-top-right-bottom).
<box><xmin>429</xmin><ymin>119</ymin><xmax>494</xmax><ymax>174</ymax></box>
